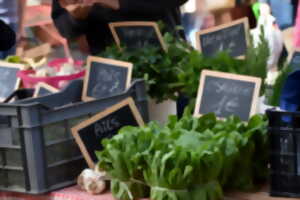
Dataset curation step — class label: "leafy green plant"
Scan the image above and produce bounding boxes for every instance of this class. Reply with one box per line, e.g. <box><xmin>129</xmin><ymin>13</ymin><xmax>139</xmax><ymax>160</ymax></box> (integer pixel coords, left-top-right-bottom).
<box><xmin>97</xmin><ymin>110</ymin><xmax>269</xmax><ymax>200</ymax></box>
<box><xmin>100</xmin><ymin>29</ymin><xmax>269</xmax><ymax>106</ymax></box>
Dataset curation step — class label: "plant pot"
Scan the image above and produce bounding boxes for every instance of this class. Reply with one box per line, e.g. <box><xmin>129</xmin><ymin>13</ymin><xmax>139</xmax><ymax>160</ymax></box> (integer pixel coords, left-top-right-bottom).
<box><xmin>148</xmin><ymin>98</ymin><xmax>177</xmax><ymax>124</ymax></box>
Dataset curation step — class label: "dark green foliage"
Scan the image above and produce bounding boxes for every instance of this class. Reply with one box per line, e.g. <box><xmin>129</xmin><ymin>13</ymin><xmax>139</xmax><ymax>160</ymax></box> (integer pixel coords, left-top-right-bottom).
<box><xmin>100</xmin><ymin>31</ymin><xmax>269</xmax><ymax>103</ymax></box>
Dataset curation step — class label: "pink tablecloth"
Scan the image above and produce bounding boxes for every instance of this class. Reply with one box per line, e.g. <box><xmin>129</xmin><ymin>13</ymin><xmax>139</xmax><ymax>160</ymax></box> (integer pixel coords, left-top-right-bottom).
<box><xmin>0</xmin><ymin>186</ymin><xmax>115</xmax><ymax>200</ymax></box>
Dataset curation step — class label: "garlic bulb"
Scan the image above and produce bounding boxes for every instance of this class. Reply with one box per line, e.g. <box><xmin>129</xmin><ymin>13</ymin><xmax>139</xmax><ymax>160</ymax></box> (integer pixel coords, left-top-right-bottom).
<box><xmin>77</xmin><ymin>169</ymin><xmax>106</xmax><ymax>195</ymax></box>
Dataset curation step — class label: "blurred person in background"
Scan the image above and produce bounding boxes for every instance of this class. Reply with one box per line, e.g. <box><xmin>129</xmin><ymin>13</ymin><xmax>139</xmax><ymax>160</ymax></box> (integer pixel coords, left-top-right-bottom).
<box><xmin>181</xmin><ymin>0</ymin><xmax>215</xmax><ymax>48</ymax></box>
<box><xmin>52</xmin><ymin>0</ymin><xmax>187</xmax><ymax>55</ymax></box>
<box><xmin>0</xmin><ymin>19</ymin><xmax>16</xmax><ymax>52</ymax></box>
<box><xmin>0</xmin><ymin>0</ymin><xmax>26</xmax><ymax>59</ymax></box>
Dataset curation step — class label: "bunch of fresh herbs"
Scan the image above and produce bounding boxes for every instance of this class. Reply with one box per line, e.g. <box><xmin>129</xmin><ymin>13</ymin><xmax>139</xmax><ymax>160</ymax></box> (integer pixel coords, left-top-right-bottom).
<box><xmin>100</xmin><ymin>30</ymin><xmax>269</xmax><ymax>105</ymax></box>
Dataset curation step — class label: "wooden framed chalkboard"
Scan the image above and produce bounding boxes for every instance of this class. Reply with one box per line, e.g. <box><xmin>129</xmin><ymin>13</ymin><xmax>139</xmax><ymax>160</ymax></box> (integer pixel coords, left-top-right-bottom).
<box><xmin>196</xmin><ymin>18</ymin><xmax>249</xmax><ymax>58</ymax></box>
<box><xmin>82</xmin><ymin>56</ymin><xmax>133</xmax><ymax>101</ymax></box>
<box><xmin>0</xmin><ymin>61</ymin><xmax>23</xmax><ymax>101</ymax></box>
<box><xmin>109</xmin><ymin>21</ymin><xmax>167</xmax><ymax>51</ymax></box>
<box><xmin>71</xmin><ymin>97</ymin><xmax>144</xmax><ymax>168</ymax></box>
<box><xmin>33</xmin><ymin>82</ymin><xmax>59</xmax><ymax>97</ymax></box>
<box><xmin>194</xmin><ymin>70</ymin><xmax>261</xmax><ymax>121</ymax></box>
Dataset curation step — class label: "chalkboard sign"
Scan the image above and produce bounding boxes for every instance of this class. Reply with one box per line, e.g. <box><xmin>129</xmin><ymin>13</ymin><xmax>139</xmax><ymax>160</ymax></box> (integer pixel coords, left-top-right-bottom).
<box><xmin>33</xmin><ymin>82</ymin><xmax>59</xmax><ymax>97</ymax></box>
<box><xmin>0</xmin><ymin>61</ymin><xmax>22</xmax><ymax>101</ymax></box>
<box><xmin>109</xmin><ymin>21</ymin><xmax>167</xmax><ymax>51</ymax></box>
<box><xmin>289</xmin><ymin>51</ymin><xmax>300</xmax><ymax>70</ymax></box>
<box><xmin>194</xmin><ymin>70</ymin><xmax>261</xmax><ymax>121</ymax></box>
<box><xmin>71</xmin><ymin>98</ymin><xmax>144</xmax><ymax>168</ymax></box>
<box><xmin>82</xmin><ymin>56</ymin><xmax>133</xmax><ymax>101</ymax></box>
<box><xmin>196</xmin><ymin>18</ymin><xmax>249</xmax><ymax>58</ymax></box>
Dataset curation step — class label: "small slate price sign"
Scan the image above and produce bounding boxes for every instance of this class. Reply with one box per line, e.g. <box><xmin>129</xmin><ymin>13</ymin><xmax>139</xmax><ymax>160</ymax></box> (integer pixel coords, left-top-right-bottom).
<box><xmin>196</xmin><ymin>18</ymin><xmax>249</xmax><ymax>58</ymax></box>
<box><xmin>194</xmin><ymin>70</ymin><xmax>261</xmax><ymax>121</ymax></box>
<box><xmin>71</xmin><ymin>98</ymin><xmax>144</xmax><ymax>168</ymax></box>
<box><xmin>82</xmin><ymin>56</ymin><xmax>133</xmax><ymax>101</ymax></box>
<box><xmin>109</xmin><ymin>21</ymin><xmax>167</xmax><ymax>51</ymax></box>
<box><xmin>33</xmin><ymin>82</ymin><xmax>59</xmax><ymax>97</ymax></box>
<box><xmin>0</xmin><ymin>61</ymin><xmax>22</xmax><ymax>101</ymax></box>
<box><xmin>290</xmin><ymin>51</ymin><xmax>300</xmax><ymax>70</ymax></box>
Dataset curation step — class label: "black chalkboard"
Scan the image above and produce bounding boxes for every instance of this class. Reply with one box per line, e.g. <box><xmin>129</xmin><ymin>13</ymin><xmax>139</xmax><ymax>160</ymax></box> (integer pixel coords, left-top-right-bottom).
<box><xmin>196</xmin><ymin>18</ymin><xmax>249</xmax><ymax>58</ymax></box>
<box><xmin>0</xmin><ymin>63</ymin><xmax>21</xmax><ymax>101</ymax></box>
<box><xmin>194</xmin><ymin>70</ymin><xmax>261</xmax><ymax>121</ymax></box>
<box><xmin>72</xmin><ymin>98</ymin><xmax>144</xmax><ymax>168</ymax></box>
<box><xmin>110</xmin><ymin>22</ymin><xmax>166</xmax><ymax>51</ymax></box>
<box><xmin>290</xmin><ymin>51</ymin><xmax>300</xmax><ymax>70</ymax></box>
<box><xmin>83</xmin><ymin>56</ymin><xmax>132</xmax><ymax>101</ymax></box>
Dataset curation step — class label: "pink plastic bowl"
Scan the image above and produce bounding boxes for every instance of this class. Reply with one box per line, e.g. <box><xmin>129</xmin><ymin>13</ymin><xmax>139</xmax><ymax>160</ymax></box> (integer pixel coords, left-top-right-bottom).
<box><xmin>17</xmin><ymin>58</ymin><xmax>85</xmax><ymax>89</ymax></box>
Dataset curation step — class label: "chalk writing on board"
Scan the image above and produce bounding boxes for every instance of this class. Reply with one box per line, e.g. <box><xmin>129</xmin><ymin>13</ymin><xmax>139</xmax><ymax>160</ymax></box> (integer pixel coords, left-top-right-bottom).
<box><xmin>115</xmin><ymin>26</ymin><xmax>161</xmax><ymax>49</ymax></box>
<box><xmin>212</xmin><ymin>81</ymin><xmax>253</xmax><ymax>95</ymax></box>
<box><xmin>205</xmin><ymin>80</ymin><xmax>253</xmax><ymax>116</ymax></box>
<box><xmin>83</xmin><ymin>56</ymin><xmax>133</xmax><ymax>101</ymax></box>
<box><xmin>197</xmin><ymin>18</ymin><xmax>248</xmax><ymax>58</ymax></box>
<box><xmin>94</xmin><ymin>116</ymin><xmax>121</xmax><ymax>138</ymax></box>
<box><xmin>194</xmin><ymin>70</ymin><xmax>261</xmax><ymax>121</ymax></box>
<box><xmin>212</xmin><ymin>96</ymin><xmax>239</xmax><ymax>115</ymax></box>
<box><xmin>202</xmin><ymin>25</ymin><xmax>241</xmax><ymax>47</ymax></box>
<box><xmin>72</xmin><ymin>97</ymin><xmax>144</xmax><ymax>168</ymax></box>
<box><xmin>91</xmin><ymin>68</ymin><xmax>122</xmax><ymax>98</ymax></box>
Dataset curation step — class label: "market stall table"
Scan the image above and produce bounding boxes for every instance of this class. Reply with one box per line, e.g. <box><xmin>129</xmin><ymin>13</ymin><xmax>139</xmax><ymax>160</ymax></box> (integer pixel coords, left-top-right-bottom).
<box><xmin>0</xmin><ymin>186</ymin><xmax>298</xmax><ymax>200</ymax></box>
<box><xmin>0</xmin><ymin>186</ymin><xmax>115</xmax><ymax>200</ymax></box>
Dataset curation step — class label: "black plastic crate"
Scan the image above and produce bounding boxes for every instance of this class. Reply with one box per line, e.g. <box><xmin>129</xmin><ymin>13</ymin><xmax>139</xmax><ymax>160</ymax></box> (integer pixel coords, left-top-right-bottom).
<box><xmin>0</xmin><ymin>79</ymin><xmax>148</xmax><ymax>194</ymax></box>
<box><xmin>267</xmin><ymin>109</ymin><xmax>300</xmax><ymax>198</ymax></box>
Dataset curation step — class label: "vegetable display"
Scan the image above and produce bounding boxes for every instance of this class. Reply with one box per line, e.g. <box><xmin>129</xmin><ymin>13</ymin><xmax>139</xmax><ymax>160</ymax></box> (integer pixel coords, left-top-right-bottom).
<box><xmin>97</xmin><ymin>110</ymin><xmax>269</xmax><ymax>200</ymax></box>
<box><xmin>100</xmin><ymin>31</ymin><xmax>269</xmax><ymax>104</ymax></box>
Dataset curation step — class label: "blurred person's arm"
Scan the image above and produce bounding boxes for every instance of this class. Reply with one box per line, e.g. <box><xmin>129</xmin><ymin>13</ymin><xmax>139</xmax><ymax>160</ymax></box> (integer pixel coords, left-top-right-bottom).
<box><xmin>51</xmin><ymin>0</ymin><xmax>90</xmax><ymax>39</ymax></box>
<box><xmin>18</xmin><ymin>0</ymin><xmax>26</xmax><ymax>41</ymax></box>
<box><xmin>53</xmin><ymin>0</ymin><xmax>187</xmax><ymax>39</ymax></box>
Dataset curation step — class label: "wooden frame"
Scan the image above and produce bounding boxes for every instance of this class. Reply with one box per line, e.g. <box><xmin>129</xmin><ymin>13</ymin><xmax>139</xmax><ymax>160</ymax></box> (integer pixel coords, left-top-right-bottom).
<box><xmin>0</xmin><ymin>61</ymin><xmax>23</xmax><ymax>102</ymax></box>
<box><xmin>82</xmin><ymin>56</ymin><xmax>133</xmax><ymax>102</ymax></box>
<box><xmin>195</xmin><ymin>17</ymin><xmax>250</xmax><ymax>58</ymax></box>
<box><xmin>109</xmin><ymin>21</ymin><xmax>167</xmax><ymax>52</ymax></box>
<box><xmin>194</xmin><ymin>70</ymin><xmax>261</xmax><ymax>120</ymax></box>
<box><xmin>71</xmin><ymin>97</ymin><xmax>145</xmax><ymax>169</ymax></box>
<box><xmin>33</xmin><ymin>82</ymin><xmax>59</xmax><ymax>98</ymax></box>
